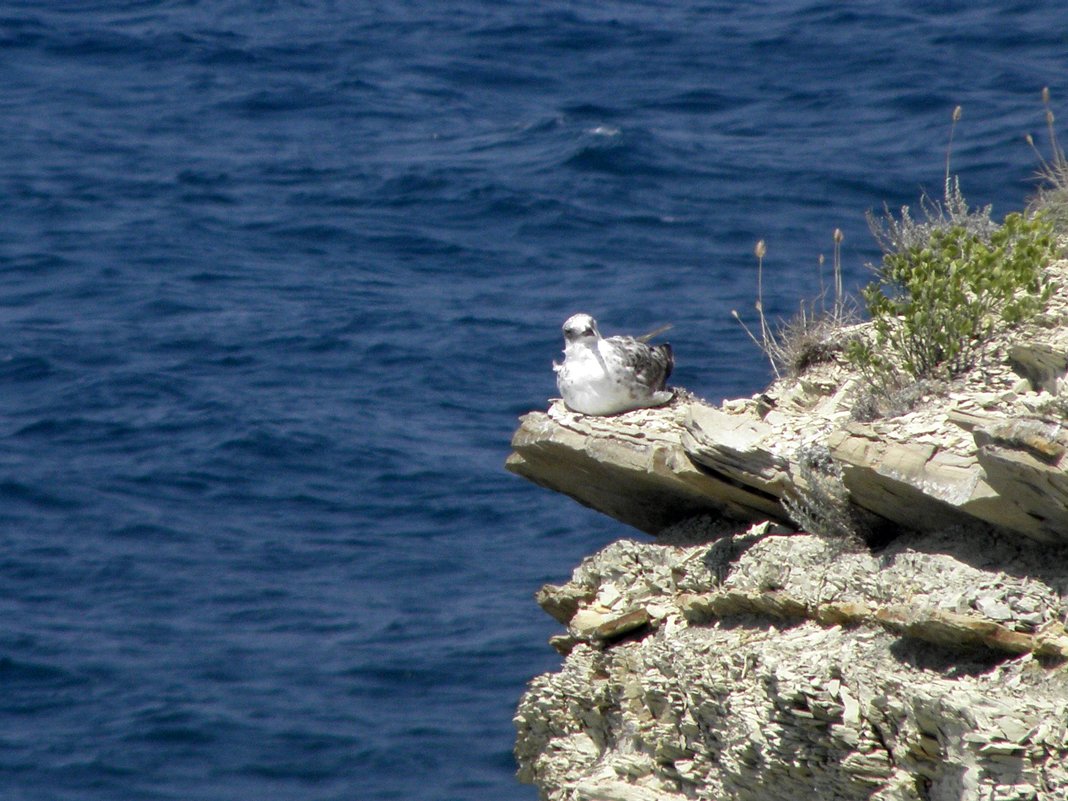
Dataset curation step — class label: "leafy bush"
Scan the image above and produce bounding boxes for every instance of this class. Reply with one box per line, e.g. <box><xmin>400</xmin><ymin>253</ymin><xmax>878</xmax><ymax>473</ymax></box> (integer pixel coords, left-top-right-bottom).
<box><xmin>849</xmin><ymin>211</ymin><xmax>1056</xmax><ymax>380</ymax></box>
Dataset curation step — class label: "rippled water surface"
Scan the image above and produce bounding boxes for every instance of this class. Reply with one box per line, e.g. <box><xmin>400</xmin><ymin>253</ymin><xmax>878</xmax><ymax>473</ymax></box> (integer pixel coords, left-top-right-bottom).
<box><xmin>1</xmin><ymin>2</ymin><xmax>1065</xmax><ymax>799</ymax></box>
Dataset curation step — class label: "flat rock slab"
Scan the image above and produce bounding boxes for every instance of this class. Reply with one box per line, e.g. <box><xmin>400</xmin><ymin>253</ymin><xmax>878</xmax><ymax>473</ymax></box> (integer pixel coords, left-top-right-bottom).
<box><xmin>830</xmin><ymin>414</ymin><xmax>1068</xmax><ymax>544</ymax></box>
<box><xmin>506</xmin><ymin>400</ymin><xmax>786</xmax><ymax>535</ymax></box>
<box><xmin>511</xmin><ymin>386</ymin><xmax>1068</xmax><ymax>545</ymax></box>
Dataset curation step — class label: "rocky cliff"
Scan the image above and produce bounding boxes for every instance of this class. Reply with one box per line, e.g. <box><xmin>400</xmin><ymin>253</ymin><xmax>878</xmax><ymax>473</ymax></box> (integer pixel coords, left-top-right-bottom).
<box><xmin>508</xmin><ymin>258</ymin><xmax>1068</xmax><ymax>800</ymax></box>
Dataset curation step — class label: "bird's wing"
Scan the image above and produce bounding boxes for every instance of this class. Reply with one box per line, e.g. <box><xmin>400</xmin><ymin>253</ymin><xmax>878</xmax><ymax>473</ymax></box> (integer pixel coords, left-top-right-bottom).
<box><xmin>606</xmin><ymin>337</ymin><xmax>673</xmax><ymax>389</ymax></box>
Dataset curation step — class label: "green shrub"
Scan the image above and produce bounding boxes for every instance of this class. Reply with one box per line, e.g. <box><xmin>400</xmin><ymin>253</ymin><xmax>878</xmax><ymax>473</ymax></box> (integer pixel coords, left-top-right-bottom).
<box><xmin>848</xmin><ymin>211</ymin><xmax>1056</xmax><ymax>380</ymax></box>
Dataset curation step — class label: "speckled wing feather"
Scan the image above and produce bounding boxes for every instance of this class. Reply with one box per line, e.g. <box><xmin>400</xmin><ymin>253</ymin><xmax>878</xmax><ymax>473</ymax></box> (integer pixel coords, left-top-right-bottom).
<box><xmin>606</xmin><ymin>336</ymin><xmax>673</xmax><ymax>390</ymax></box>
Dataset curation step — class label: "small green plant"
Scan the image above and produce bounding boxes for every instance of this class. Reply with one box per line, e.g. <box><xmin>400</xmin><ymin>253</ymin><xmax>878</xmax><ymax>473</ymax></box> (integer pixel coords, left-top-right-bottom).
<box><xmin>849</xmin><ymin>105</ymin><xmax>1057</xmax><ymax>417</ymax></box>
<box><xmin>849</xmin><ymin>211</ymin><xmax>1056</xmax><ymax>381</ymax></box>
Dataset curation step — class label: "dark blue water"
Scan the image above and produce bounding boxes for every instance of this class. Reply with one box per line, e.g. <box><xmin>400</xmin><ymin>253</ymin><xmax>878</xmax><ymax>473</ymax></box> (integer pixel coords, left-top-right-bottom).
<box><xmin>0</xmin><ymin>2</ymin><xmax>1064</xmax><ymax>799</ymax></box>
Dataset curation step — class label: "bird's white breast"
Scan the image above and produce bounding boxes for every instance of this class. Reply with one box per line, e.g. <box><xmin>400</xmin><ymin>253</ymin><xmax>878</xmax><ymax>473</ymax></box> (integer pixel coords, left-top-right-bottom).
<box><xmin>556</xmin><ymin>340</ymin><xmax>653</xmax><ymax>415</ymax></box>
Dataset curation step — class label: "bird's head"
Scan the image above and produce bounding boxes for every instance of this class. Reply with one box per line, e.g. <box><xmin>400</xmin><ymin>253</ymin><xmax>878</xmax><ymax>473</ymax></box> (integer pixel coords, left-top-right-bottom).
<box><xmin>562</xmin><ymin>313</ymin><xmax>600</xmax><ymax>345</ymax></box>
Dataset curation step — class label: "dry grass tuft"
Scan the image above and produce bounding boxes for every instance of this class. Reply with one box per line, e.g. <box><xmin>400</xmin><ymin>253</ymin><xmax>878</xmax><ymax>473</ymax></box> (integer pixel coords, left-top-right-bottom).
<box><xmin>1027</xmin><ymin>86</ymin><xmax>1068</xmax><ymax>234</ymax></box>
<box><xmin>733</xmin><ymin>231</ymin><xmax>857</xmax><ymax>380</ymax></box>
<box><xmin>781</xmin><ymin>443</ymin><xmax>867</xmax><ymax>549</ymax></box>
<box><xmin>849</xmin><ymin>374</ymin><xmax>948</xmax><ymax>422</ymax></box>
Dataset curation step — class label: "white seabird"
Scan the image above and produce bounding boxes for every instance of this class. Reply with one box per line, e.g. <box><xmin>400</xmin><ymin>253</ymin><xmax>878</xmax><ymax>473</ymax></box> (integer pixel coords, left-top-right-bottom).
<box><xmin>553</xmin><ymin>313</ymin><xmax>674</xmax><ymax>416</ymax></box>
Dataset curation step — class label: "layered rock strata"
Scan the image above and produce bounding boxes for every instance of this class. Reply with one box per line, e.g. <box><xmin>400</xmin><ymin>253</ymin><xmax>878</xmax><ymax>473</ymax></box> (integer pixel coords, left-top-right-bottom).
<box><xmin>515</xmin><ymin>527</ymin><xmax>1068</xmax><ymax>801</ymax></box>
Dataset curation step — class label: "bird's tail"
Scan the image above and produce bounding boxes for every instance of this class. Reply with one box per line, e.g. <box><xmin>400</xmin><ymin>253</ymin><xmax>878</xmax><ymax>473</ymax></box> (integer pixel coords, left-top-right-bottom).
<box><xmin>655</xmin><ymin>343</ymin><xmax>674</xmax><ymax>385</ymax></box>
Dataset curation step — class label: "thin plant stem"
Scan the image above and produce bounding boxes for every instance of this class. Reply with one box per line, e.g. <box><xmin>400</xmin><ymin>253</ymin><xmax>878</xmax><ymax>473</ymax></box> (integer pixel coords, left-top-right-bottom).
<box><xmin>1043</xmin><ymin>86</ymin><xmax>1066</xmax><ymax>171</ymax></box>
<box><xmin>833</xmin><ymin>229</ymin><xmax>844</xmax><ymax>313</ymax></box>
<box><xmin>753</xmin><ymin>240</ymin><xmax>780</xmax><ymax>378</ymax></box>
<box><xmin>731</xmin><ymin>309</ymin><xmax>763</xmax><ymax>352</ymax></box>
<box><xmin>945</xmin><ymin>105</ymin><xmax>962</xmax><ymax>202</ymax></box>
<box><xmin>817</xmin><ymin>253</ymin><xmax>826</xmax><ymax>312</ymax></box>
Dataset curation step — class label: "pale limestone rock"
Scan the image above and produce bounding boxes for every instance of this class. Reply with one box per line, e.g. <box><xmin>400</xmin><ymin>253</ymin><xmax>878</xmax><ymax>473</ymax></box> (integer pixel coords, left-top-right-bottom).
<box><xmin>515</xmin><ymin>528</ymin><xmax>1068</xmax><ymax>801</ymax></box>
<box><xmin>506</xmin><ymin>399</ymin><xmax>783</xmax><ymax>534</ymax></box>
<box><xmin>828</xmin><ymin>412</ymin><xmax>1068</xmax><ymax>544</ymax></box>
<box><xmin>1008</xmin><ymin>340</ymin><xmax>1068</xmax><ymax>394</ymax></box>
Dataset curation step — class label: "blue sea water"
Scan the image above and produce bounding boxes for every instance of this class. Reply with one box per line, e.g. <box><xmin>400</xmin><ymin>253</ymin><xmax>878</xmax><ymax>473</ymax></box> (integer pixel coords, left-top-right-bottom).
<box><xmin>0</xmin><ymin>2</ymin><xmax>1065</xmax><ymax>799</ymax></box>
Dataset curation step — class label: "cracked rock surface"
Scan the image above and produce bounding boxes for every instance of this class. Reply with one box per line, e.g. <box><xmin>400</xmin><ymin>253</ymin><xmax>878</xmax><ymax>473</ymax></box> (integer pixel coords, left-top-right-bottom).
<box><xmin>515</xmin><ymin>525</ymin><xmax>1068</xmax><ymax>801</ymax></box>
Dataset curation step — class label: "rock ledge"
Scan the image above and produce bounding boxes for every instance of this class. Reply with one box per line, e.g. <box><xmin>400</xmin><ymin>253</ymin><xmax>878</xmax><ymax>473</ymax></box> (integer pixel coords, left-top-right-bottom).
<box><xmin>510</xmin><ymin>257</ymin><xmax>1068</xmax><ymax>800</ymax></box>
<box><xmin>511</xmin><ymin>257</ymin><xmax>1068</xmax><ymax>543</ymax></box>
